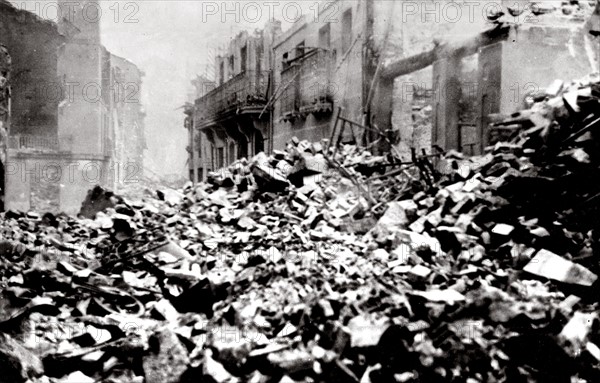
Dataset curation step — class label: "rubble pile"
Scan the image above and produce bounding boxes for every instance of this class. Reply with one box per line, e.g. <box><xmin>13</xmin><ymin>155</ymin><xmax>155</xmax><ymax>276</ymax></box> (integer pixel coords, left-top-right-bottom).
<box><xmin>1</xmin><ymin>74</ymin><xmax>600</xmax><ymax>382</ymax></box>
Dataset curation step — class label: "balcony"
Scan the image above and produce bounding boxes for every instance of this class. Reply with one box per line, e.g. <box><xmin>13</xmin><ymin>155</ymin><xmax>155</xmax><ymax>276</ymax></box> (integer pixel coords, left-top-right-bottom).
<box><xmin>194</xmin><ymin>70</ymin><xmax>269</xmax><ymax>129</ymax></box>
<box><xmin>8</xmin><ymin>135</ymin><xmax>59</xmax><ymax>152</ymax></box>
<box><xmin>280</xmin><ymin>48</ymin><xmax>334</xmax><ymax>122</ymax></box>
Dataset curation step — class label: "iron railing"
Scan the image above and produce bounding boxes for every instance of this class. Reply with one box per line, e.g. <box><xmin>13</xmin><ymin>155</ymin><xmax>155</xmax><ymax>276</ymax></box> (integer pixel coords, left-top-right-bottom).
<box><xmin>280</xmin><ymin>48</ymin><xmax>335</xmax><ymax>118</ymax></box>
<box><xmin>195</xmin><ymin>70</ymin><xmax>268</xmax><ymax>126</ymax></box>
<box><xmin>8</xmin><ymin>134</ymin><xmax>59</xmax><ymax>151</ymax></box>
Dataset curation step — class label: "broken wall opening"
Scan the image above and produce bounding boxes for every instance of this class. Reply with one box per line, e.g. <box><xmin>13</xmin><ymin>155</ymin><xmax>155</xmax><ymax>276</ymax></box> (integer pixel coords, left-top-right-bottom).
<box><xmin>457</xmin><ymin>53</ymin><xmax>480</xmax><ymax>156</ymax></box>
<box><xmin>391</xmin><ymin>66</ymin><xmax>433</xmax><ymax>160</ymax></box>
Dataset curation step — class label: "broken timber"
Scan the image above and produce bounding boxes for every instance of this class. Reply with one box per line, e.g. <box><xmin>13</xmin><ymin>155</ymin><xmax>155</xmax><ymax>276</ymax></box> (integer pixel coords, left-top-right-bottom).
<box><xmin>380</xmin><ymin>24</ymin><xmax>511</xmax><ymax>80</ymax></box>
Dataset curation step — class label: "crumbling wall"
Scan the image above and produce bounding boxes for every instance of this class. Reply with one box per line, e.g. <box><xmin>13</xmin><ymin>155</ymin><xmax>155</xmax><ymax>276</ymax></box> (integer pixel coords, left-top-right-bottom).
<box><xmin>0</xmin><ymin>43</ymin><xmax>10</xmax><ymax>155</ymax></box>
<box><xmin>499</xmin><ymin>24</ymin><xmax>597</xmax><ymax>114</ymax></box>
<box><xmin>57</xmin><ymin>0</ymin><xmax>106</xmax><ymax>156</ymax></box>
<box><xmin>391</xmin><ymin>67</ymin><xmax>433</xmax><ymax>160</ymax></box>
<box><xmin>272</xmin><ymin>0</ymin><xmax>366</xmax><ymax>150</ymax></box>
<box><xmin>0</xmin><ymin>1</ymin><xmax>63</xmax><ymax>137</ymax></box>
<box><xmin>110</xmin><ymin>54</ymin><xmax>145</xmax><ymax>183</ymax></box>
<box><xmin>372</xmin><ymin>0</ymin><xmax>598</xmax><ymax>155</ymax></box>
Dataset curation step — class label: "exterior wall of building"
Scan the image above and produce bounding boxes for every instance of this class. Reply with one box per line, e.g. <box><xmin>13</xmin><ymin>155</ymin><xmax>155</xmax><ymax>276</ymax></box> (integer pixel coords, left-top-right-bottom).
<box><xmin>192</xmin><ymin>21</ymin><xmax>280</xmax><ymax>181</ymax></box>
<box><xmin>0</xmin><ymin>1</ymin><xmax>63</xmax><ymax>138</ymax></box>
<box><xmin>371</xmin><ymin>0</ymin><xmax>598</xmax><ymax>155</ymax></box>
<box><xmin>54</xmin><ymin>1</ymin><xmax>117</xmax><ymax>213</ymax></box>
<box><xmin>202</xmin><ymin>31</ymin><xmax>264</xmax><ymax>174</ymax></box>
<box><xmin>391</xmin><ymin>67</ymin><xmax>433</xmax><ymax>160</ymax></box>
<box><xmin>0</xmin><ymin>43</ymin><xmax>11</xmax><ymax>210</ymax></box>
<box><xmin>1</xmin><ymin>0</ymin><xmax>144</xmax><ymax>214</ymax></box>
<box><xmin>271</xmin><ymin>0</ymin><xmax>366</xmax><ymax>150</ymax></box>
<box><xmin>110</xmin><ymin>54</ymin><xmax>146</xmax><ymax>188</ymax></box>
<box><xmin>498</xmin><ymin>24</ymin><xmax>596</xmax><ymax>115</ymax></box>
<box><xmin>57</xmin><ymin>0</ymin><xmax>105</xmax><ymax>156</ymax></box>
<box><xmin>1</xmin><ymin>0</ymin><xmax>65</xmax><ymax>212</ymax></box>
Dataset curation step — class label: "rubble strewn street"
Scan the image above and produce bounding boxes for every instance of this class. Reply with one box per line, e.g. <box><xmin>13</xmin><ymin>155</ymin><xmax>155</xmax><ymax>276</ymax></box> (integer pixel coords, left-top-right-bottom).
<box><xmin>0</xmin><ymin>73</ymin><xmax>599</xmax><ymax>382</ymax></box>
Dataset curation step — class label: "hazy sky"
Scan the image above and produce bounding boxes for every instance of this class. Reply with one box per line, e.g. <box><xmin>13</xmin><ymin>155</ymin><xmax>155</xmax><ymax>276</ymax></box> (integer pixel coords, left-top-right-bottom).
<box><xmin>10</xmin><ymin>0</ymin><xmax>313</xmax><ymax>176</ymax></box>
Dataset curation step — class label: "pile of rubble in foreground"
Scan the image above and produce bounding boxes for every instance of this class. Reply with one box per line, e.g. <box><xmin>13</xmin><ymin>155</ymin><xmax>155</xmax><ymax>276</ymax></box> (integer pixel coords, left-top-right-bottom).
<box><xmin>1</xmin><ymin>74</ymin><xmax>600</xmax><ymax>383</ymax></box>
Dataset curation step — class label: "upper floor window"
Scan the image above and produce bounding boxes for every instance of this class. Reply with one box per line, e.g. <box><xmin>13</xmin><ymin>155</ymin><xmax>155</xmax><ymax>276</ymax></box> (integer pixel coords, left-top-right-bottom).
<box><xmin>295</xmin><ymin>41</ymin><xmax>305</xmax><ymax>59</ymax></box>
<box><xmin>282</xmin><ymin>52</ymin><xmax>289</xmax><ymax>70</ymax></box>
<box><xmin>342</xmin><ymin>9</ymin><xmax>352</xmax><ymax>53</ymax></box>
<box><xmin>229</xmin><ymin>55</ymin><xmax>235</xmax><ymax>77</ymax></box>
<box><xmin>319</xmin><ymin>23</ymin><xmax>331</xmax><ymax>49</ymax></box>
<box><xmin>240</xmin><ymin>45</ymin><xmax>247</xmax><ymax>73</ymax></box>
<box><xmin>219</xmin><ymin>62</ymin><xmax>224</xmax><ymax>85</ymax></box>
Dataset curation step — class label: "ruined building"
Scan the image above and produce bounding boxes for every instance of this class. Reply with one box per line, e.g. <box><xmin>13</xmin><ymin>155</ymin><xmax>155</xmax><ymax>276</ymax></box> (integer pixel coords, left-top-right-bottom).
<box><xmin>190</xmin><ymin>21</ymin><xmax>282</xmax><ymax>181</ymax></box>
<box><xmin>187</xmin><ymin>0</ymin><xmax>599</xmax><ymax>180</ymax></box>
<box><xmin>272</xmin><ymin>1</ymin><xmax>370</xmax><ymax>149</ymax></box>
<box><xmin>0</xmin><ymin>43</ymin><xmax>10</xmax><ymax>210</ymax></box>
<box><xmin>0</xmin><ymin>0</ymin><xmax>65</xmax><ymax>212</ymax></box>
<box><xmin>110</xmin><ymin>54</ymin><xmax>147</xmax><ymax>180</ymax></box>
<box><xmin>0</xmin><ymin>0</ymin><xmax>145</xmax><ymax>213</ymax></box>
<box><xmin>186</xmin><ymin>74</ymin><xmax>213</xmax><ymax>182</ymax></box>
<box><xmin>372</xmin><ymin>0</ymin><xmax>599</xmax><ymax>157</ymax></box>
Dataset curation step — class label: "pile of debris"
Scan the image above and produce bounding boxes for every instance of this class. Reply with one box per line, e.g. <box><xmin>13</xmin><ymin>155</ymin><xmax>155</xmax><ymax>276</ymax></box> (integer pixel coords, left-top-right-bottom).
<box><xmin>1</xmin><ymin>74</ymin><xmax>600</xmax><ymax>382</ymax></box>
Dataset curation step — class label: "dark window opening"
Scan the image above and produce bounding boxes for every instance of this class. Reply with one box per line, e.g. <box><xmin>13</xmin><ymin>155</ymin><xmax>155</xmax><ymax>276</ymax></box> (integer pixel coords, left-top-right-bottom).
<box><xmin>254</xmin><ymin>130</ymin><xmax>264</xmax><ymax>155</ymax></box>
<box><xmin>229</xmin><ymin>55</ymin><xmax>235</xmax><ymax>77</ymax></box>
<box><xmin>241</xmin><ymin>45</ymin><xmax>247</xmax><ymax>73</ymax></box>
<box><xmin>211</xmin><ymin>146</ymin><xmax>216</xmax><ymax>169</ymax></box>
<box><xmin>238</xmin><ymin>135</ymin><xmax>248</xmax><ymax>159</ymax></box>
<box><xmin>217</xmin><ymin>147</ymin><xmax>224</xmax><ymax>168</ymax></box>
<box><xmin>295</xmin><ymin>41</ymin><xmax>305</xmax><ymax>59</ymax></box>
<box><xmin>219</xmin><ymin>62</ymin><xmax>224</xmax><ymax>85</ymax></box>
<box><xmin>282</xmin><ymin>52</ymin><xmax>289</xmax><ymax>70</ymax></box>
<box><xmin>228</xmin><ymin>141</ymin><xmax>236</xmax><ymax>164</ymax></box>
<box><xmin>342</xmin><ymin>9</ymin><xmax>353</xmax><ymax>53</ymax></box>
<box><xmin>319</xmin><ymin>23</ymin><xmax>331</xmax><ymax>49</ymax></box>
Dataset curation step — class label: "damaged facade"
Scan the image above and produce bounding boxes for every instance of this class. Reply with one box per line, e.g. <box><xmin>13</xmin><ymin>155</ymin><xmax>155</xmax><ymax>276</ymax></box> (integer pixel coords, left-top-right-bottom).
<box><xmin>110</xmin><ymin>54</ymin><xmax>147</xmax><ymax>177</ymax></box>
<box><xmin>190</xmin><ymin>21</ymin><xmax>281</xmax><ymax>182</ymax></box>
<box><xmin>188</xmin><ymin>0</ymin><xmax>599</xmax><ymax>181</ymax></box>
<box><xmin>272</xmin><ymin>1</ymin><xmax>369</xmax><ymax>149</ymax></box>
<box><xmin>0</xmin><ymin>43</ymin><xmax>10</xmax><ymax>210</ymax></box>
<box><xmin>0</xmin><ymin>0</ymin><xmax>65</xmax><ymax>212</ymax></box>
<box><xmin>373</xmin><ymin>0</ymin><xmax>600</xmax><ymax>157</ymax></box>
<box><xmin>0</xmin><ymin>0</ymin><xmax>145</xmax><ymax>214</ymax></box>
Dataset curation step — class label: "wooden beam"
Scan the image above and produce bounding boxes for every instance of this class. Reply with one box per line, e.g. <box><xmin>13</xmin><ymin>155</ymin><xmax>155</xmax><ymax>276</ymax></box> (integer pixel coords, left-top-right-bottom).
<box><xmin>381</xmin><ymin>50</ymin><xmax>436</xmax><ymax>80</ymax></box>
<box><xmin>381</xmin><ymin>25</ymin><xmax>511</xmax><ymax>81</ymax></box>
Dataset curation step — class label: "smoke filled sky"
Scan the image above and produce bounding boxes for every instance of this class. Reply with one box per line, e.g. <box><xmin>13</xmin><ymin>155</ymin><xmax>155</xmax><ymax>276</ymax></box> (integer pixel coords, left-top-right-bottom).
<box><xmin>10</xmin><ymin>0</ymin><xmax>313</xmax><ymax>176</ymax></box>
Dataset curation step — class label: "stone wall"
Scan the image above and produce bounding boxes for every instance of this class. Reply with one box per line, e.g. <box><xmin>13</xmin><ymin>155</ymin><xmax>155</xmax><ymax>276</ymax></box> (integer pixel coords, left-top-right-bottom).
<box><xmin>372</xmin><ymin>0</ymin><xmax>598</xmax><ymax>155</ymax></box>
<box><xmin>110</xmin><ymin>54</ymin><xmax>145</xmax><ymax>189</ymax></box>
<box><xmin>0</xmin><ymin>1</ymin><xmax>63</xmax><ymax>137</ymax></box>
<box><xmin>272</xmin><ymin>0</ymin><xmax>366</xmax><ymax>150</ymax></box>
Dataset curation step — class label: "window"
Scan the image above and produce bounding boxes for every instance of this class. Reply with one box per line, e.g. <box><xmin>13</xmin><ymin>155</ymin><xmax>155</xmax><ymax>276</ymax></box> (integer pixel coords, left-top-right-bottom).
<box><xmin>342</xmin><ymin>9</ymin><xmax>352</xmax><ymax>53</ymax></box>
<box><xmin>217</xmin><ymin>147</ymin><xmax>224</xmax><ymax>168</ymax></box>
<box><xmin>282</xmin><ymin>52</ymin><xmax>289</xmax><ymax>70</ymax></box>
<box><xmin>219</xmin><ymin>62</ymin><xmax>224</xmax><ymax>85</ymax></box>
<box><xmin>295</xmin><ymin>41</ymin><xmax>305</xmax><ymax>59</ymax></box>
<box><xmin>211</xmin><ymin>146</ymin><xmax>216</xmax><ymax>169</ymax></box>
<box><xmin>228</xmin><ymin>141</ymin><xmax>235</xmax><ymax>164</ymax></box>
<box><xmin>319</xmin><ymin>23</ymin><xmax>331</xmax><ymax>49</ymax></box>
<box><xmin>229</xmin><ymin>55</ymin><xmax>235</xmax><ymax>76</ymax></box>
<box><xmin>240</xmin><ymin>45</ymin><xmax>247</xmax><ymax>73</ymax></box>
<box><xmin>196</xmin><ymin>133</ymin><xmax>202</xmax><ymax>159</ymax></box>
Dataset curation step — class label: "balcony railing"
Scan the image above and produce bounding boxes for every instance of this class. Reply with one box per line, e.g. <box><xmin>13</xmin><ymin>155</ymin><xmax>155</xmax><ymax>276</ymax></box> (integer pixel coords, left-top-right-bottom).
<box><xmin>8</xmin><ymin>134</ymin><xmax>59</xmax><ymax>151</ymax></box>
<box><xmin>195</xmin><ymin>70</ymin><xmax>268</xmax><ymax>127</ymax></box>
<box><xmin>280</xmin><ymin>48</ymin><xmax>335</xmax><ymax>120</ymax></box>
